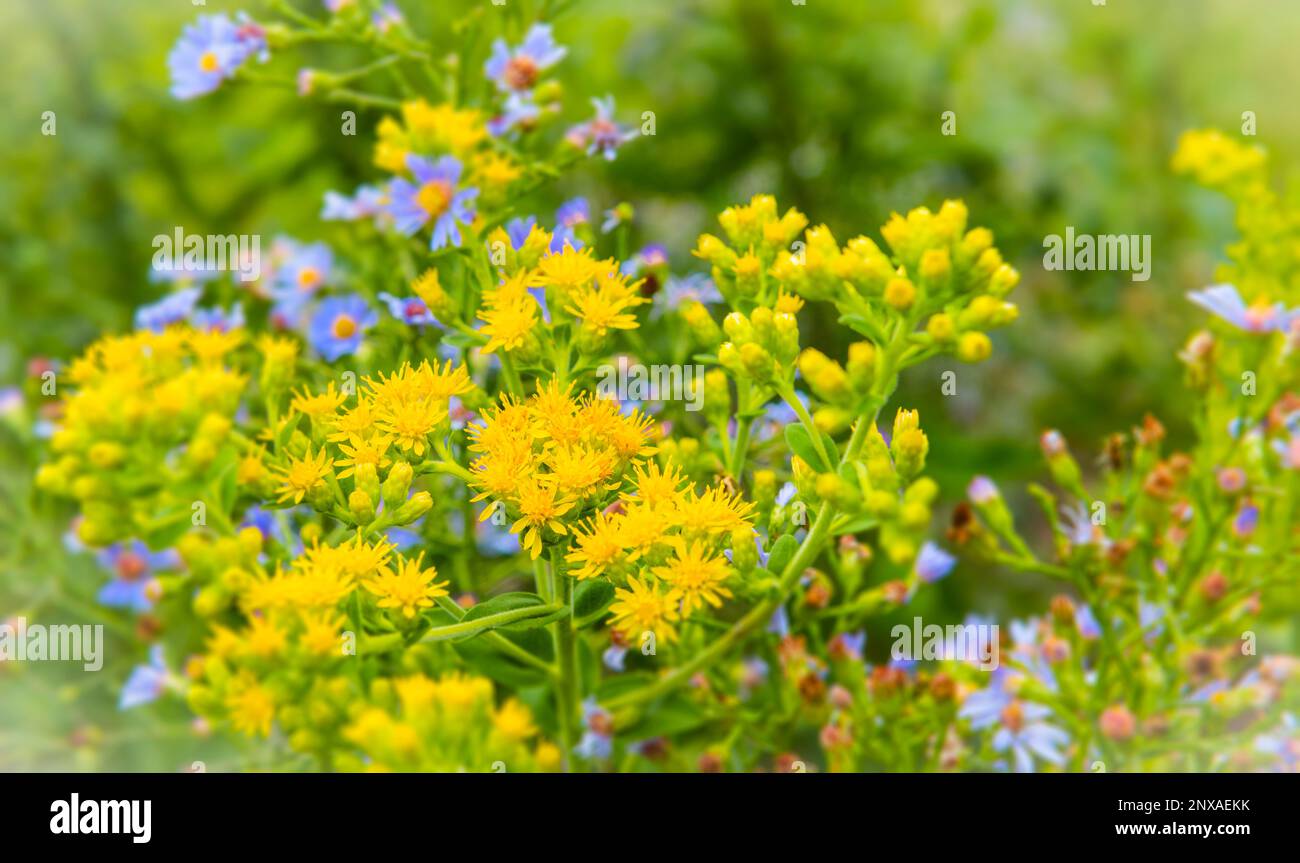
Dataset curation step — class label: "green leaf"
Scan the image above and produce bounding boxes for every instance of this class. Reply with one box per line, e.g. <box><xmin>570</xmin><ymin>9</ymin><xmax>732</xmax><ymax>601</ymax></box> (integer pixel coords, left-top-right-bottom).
<box><xmin>573</xmin><ymin>579</ymin><xmax>615</xmax><ymax>622</ymax></box>
<box><xmin>459</xmin><ymin>592</ymin><xmax>567</xmax><ymax>633</ymax></box>
<box><xmin>785</xmin><ymin>424</ymin><xmax>829</xmax><ymax>472</ymax></box>
<box><xmin>832</xmin><ymin>512</ymin><xmax>879</xmax><ymax>536</ymax></box>
<box><xmin>767</xmin><ymin>533</ymin><xmax>800</xmax><ymax>575</ymax></box>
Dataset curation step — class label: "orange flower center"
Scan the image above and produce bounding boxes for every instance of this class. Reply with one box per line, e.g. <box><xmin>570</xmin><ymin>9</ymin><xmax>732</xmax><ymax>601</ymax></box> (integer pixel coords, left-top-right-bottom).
<box><xmin>416</xmin><ymin>180</ymin><xmax>453</xmax><ymax>217</ymax></box>
<box><xmin>504</xmin><ymin>56</ymin><xmax>539</xmax><ymax>90</ymax></box>
<box><xmin>332</xmin><ymin>314</ymin><xmax>357</xmax><ymax>339</ymax></box>
<box><xmin>199</xmin><ymin>51</ymin><xmax>220</xmax><ymax>73</ymax></box>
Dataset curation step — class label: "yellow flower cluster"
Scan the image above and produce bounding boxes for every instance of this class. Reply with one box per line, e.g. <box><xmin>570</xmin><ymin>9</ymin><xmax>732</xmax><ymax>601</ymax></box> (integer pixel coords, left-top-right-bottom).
<box><xmin>187</xmin><ymin>530</ymin><xmax>457</xmax><ymax>752</ymax></box>
<box><xmin>695</xmin><ymin>196</ymin><xmax>1019</xmax><ymax>366</ymax></box>
<box><xmin>374</xmin><ymin>99</ymin><xmax>522</xmax><ymax>204</ymax></box>
<box><xmin>1171</xmin><ymin>129</ymin><xmax>1267</xmax><ymax>192</ymax></box>
<box><xmin>569</xmin><ymin>459</ymin><xmax>756</xmax><ymax>644</ymax></box>
<box><xmin>269</xmin><ymin>360</ymin><xmax>474</xmax><ymax>523</ymax></box>
<box><xmin>477</xmin><ymin>244</ymin><xmax>648</xmax><ymax>359</ymax></box>
<box><xmin>343</xmin><ymin>672</ymin><xmax>558</xmax><ymax>772</ymax></box>
<box><xmin>467</xmin><ymin>379</ymin><xmax>657</xmax><ymax>558</ymax></box>
<box><xmin>36</xmin><ymin>326</ymin><xmax>249</xmax><ymax>545</ymax></box>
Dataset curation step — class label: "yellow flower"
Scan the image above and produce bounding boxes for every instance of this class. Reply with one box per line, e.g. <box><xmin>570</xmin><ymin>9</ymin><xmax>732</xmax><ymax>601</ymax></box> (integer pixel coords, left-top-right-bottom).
<box><xmin>609</xmin><ymin>576</ymin><xmax>680</xmax><ymax>644</ymax></box>
<box><xmin>510</xmin><ymin>479</ymin><xmax>576</xmax><ymax>559</ymax></box>
<box><xmin>328</xmin><ymin>398</ymin><xmax>380</xmax><ymax>442</ymax></box>
<box><xmin>246</xmin><ymin>614</ymin><xmax>287</xmax><ymax>658</ymax></box>
<box><xmin>334</xmin><ymin>433</ymin><xmax>393</xmax><ymax>479</ymax></box>
<box><xmin>625</xmin><ymin>460</ymin><xmax>688</xmax><ymax>509</ymax></box>
<box><xmin>291</xmin><ymin>382</ymin><xmax>348</xmax><ymax>420</ymax></box>
<box><xmin>274</xmin><ymin>445</ymin><xmax>333</xmax><ymax>504</ymax></box>
<box><xmin>534</xmin><ymin>246</ymin><xmax>608</xmax><ymax>297</ymax></box>
<box><xmin>565</xmin><ymin>273</ymin><xmax>647</xmax><ymax>334</ymax></box>
<box><xmin>299</xmin><ymin>610</ymin><xmax>345</xmax><ymax>656</ymax></box>
<box><xmin>365</xmin><ymin>551</ymin><xmax>449</xmax><ymax>618</ymax></box>
<box><xmin>376</xmin><ymin>398</ymin><xmax>448</xmax><ymax>456</ymax></box>
<box><xmin>479</xmin><ymin>295</ymin><xmax>539</xmax><ymax>354</ymax></box>
<box><xmin>226</xmin><ymin>674</ymin><xmax>276</xmax><ymax>737</ymax></box>
<box><xmin>675</xmin><ymin>484</ymin><xmax>756</xmax><ymax>537</ymax></box>
<box><xmin>567</xmin><ymin>511</ymin><xmax>628</xmax><ymax>580</ymax></box>
<box><xmin>395</xmin><ymin>674</ymin><xmax>439</xmax><ymax>713</ymax></box>
<box><xmin>653</xmin><ymin>539</ymin><xmax>733</xmax><ymax>615</ymax></box>
<box><xmin>492</xmin><ymin>698</ymin><xmax>537</xmax><ymax>740</ymax></box>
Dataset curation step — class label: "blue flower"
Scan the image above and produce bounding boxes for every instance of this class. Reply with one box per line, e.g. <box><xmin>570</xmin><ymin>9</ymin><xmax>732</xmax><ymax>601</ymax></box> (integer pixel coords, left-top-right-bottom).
<box><xmin>958</xmin><ymin>669</ymin><xmax>1014</xmax><ymax>730</ymax></box>
<box><xmin>485</xmin><ymin>23</ymin><xmax>566</xmax><ymax>92</ymax></box>
<box><xmin>1187</xmin><ymin>283</ymin><xmax>1300</xmax><ymax>333</ymax></box>
<box><xmin>567</xmin><ymin>96</ymin><xmax>637</xmax><ymax>161</ymax></box>
<box><xmin>651</xmin><ymin>273</ymin><xmax>722</xmax><ymax>321</ymax></box>
<box><xmin>575</xmin><ymin>697</ymin><xmax>613</xmax><ymax>760</ymax></box>
<box><xmin>555</xmin><ymin>197</ymin><xmax>590</xmax><ymax>229</ymax></box>
<box><xmin>321</xmin><ymin>184</ymin><xmax>388</xmax><ymax>226</ymax></box>
<box><xmin>119</xmin><ymin>645</ymin><xmax>169</xmax><ymax>710</ymax></box>
<box><xmin>487</xmin><ymin>92</ymin><xmax>542</xmax><ymax>137</ymax></box>
<box><xmin>914</xmin><ymin>541</ymin><xmax>956</xmax><ymax>583</ymax></box>
<box><xmin>190</xmin><ymin>302</ymin><xmax>245</xmax><ymax>332</ymax></box>
<box><xmin>308</xmin><ymin>294</ymin><xmax>377</xmax><ymax>362</ymax></box>
<box><xmin>378</xmin><ymin>292</ymin><xmax>440</xmax><ymax>328</ymax></box>
<box><xmin>1253</xmin><ymin>713</ymin><xmax>1298</xmax><ymax>771</ymax></box>
<box><xmin>767</xmin><ymin>605</ymin><xmax>790</xmax><ymax>637</ymax></box>
<box><xmin>602</xmin><ymin>644</ymin><xmax>628</xmax><ymax>672</ymax></box>
<box><xmin>134</xmin><ymin>288</ymin><xmax>203</xmax><ymax>332</ymax></box>
<box><xmin>96</xmin><ymin>541</ymin><xmax>179</xmax><ymax>613</ymax></box>
<box><xmin>272</xmin><ymin>240</ymin><xmax>334</xmax><ymax>300</ymax></box>
<box><xmin>387</xmin><ymin>155</ymin><xmax>478</xmax><ymax>250</ymax></box>
<box><xmin>168</xmin><ymin>14</ymin><xmax>267</xmax><ymax>100</ymax></box>
<box><xmin>991</xmin><ymin>702</ymin><xmax>1070</xmax><ymax>773</ymax></box>
<box><xmin>372</xmin><ymin>2</ymin><xmax>404</xmax><ymax>33</ymax></box>
<box><xmin>1075</xmin><ymin>603</ymin><xmax>1101</xmax><ymax>640</ymax></box>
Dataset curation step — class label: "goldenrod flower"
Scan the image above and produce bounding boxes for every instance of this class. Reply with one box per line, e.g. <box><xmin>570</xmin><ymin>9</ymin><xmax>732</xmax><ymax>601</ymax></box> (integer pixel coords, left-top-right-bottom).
<box><xmin>609</xmin><ymin>576</ymin><xmax>680</xmax><ymax>644</ymax></box>
<box><xmin>226</xmin><ymin>674</ymin><xmax>276</xmax><ymax>737</ymax></box>
<box><xmin>654</xmin><ymin>539</ymin><xmax>733</xmax><ymax>614</ymax></box>
<box><xmin>275</xmin><ymin>445</ymin><xmax>333</xmax><ymax>504</ymax></box>
<box><xmin>365</xmin><ymin>551</ymin><xmax>448</xmax><ymax>619</ymax></box>
<box><xmin>511</xmin><ymin>479</ymin><xmax>576</xmax><ymax>559</ymax></box>
<box><xmin>567</xmin><ymin>511</ymin><xmax>628</xmax><ymax>580</ymax></box>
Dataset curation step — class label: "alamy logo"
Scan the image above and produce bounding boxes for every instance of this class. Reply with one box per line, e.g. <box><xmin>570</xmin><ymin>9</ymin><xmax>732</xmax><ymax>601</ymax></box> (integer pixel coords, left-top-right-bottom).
<box><xmin>0</xmin><ymin>617</ymin><xmax>103</xmax><ymax>671</ymax></box>
<box><xmin>50</xmin><ymin>794</ymin><xmax>151</xmax><ymax>844</ymax></box>
<box><xmin>890</xmin><ymin>617</ymin><xmax>1000</xmax><ymax>671</ymax></box>
<box><xmin>1042</xmin><ymin>227</ymin><xmax>1150</xmax><ymax>282</ymax></box>
<box><xmin>596</xmin><ymin>356</ymin><xmax>705</xmax><ymax>412</ymax></box>
<box><xmin>152</xmin><ymin>227</ymin><xmax>261</xmax><ymax>282</ymax></box>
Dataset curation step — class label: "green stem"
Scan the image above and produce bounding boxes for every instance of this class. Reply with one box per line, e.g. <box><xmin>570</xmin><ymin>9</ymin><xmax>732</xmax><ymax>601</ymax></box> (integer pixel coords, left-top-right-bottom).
<box><xmin>550</xmin><ymin>548</ymin><xmax>580</xmax><ymax>771</ymax></box>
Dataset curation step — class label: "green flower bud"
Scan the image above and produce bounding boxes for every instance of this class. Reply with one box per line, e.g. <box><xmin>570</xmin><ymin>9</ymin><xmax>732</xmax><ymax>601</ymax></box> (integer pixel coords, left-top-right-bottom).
<box><xmin>382</xmin><ymin>462</ymin><xmax>414</xmax><ymax>509</ymax></box>
<box><xmin>392</xmin><ymin>490</ymin><xmax>433</xmax><ymax>524</ymax></box>
<box><xmin>349</xmin><ymin>489</ymin><xmax>376</xmax><ymax>525</ymax></box>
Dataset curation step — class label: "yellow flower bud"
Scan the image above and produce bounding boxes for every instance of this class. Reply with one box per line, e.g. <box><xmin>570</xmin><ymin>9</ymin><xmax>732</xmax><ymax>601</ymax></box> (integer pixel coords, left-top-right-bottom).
<box><xmin>884</xmin><ymin>276</ymin><xmax>916</xmax><ymax>311</ymax></box>
<box><xmin>926</xmin><ymin>313</ymin><xmax>955</xmax><ymax>342</ymax></box>
<box><xmin>957</xmin><ymin>331</ymin><xmax>993</xmax><ymax>363</ymax></box>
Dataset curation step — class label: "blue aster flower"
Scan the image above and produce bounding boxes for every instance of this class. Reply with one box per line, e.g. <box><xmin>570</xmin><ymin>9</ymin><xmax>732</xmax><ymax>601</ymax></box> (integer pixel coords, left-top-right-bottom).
<box><xmin>575</xmin><ymin>697</ymin><xmax>613</xmax><ymax>760</ymax></box>
<box><xmin>190</xmin><ymin>302</ymin><xmax>245</xmax><ymax>332</ymax></box>
<box><xmin>378</xmin><ymin>292</ymin><xmax>440</xmax><ymax>328</ymax></box>
<box><xmin>555</xmin><ymin>197</ymin><xmax>590</xmax><ymax>229</ymax></box>
<box><xmin>321</xmin><ymin>184</ymin><xmax>388</xmax><ymax>226</ymax></box>
<box><xmin>168</xmin><ymin>13</ymin><xmax>267</xmax><ymax>100</ymax></box>
<box><xmin>485</xmin><ymin>23</ymin><xmax>567</xmax><ymax>92</ymax></box>
<box><xmin>272</xmin><ymin>240</ymin><xmax>334</xmax><ymax>301</ymax></box>
<box><xmin>567</xmin><ymin>96</ymin><xmax>637</xmax><ymax>161</ymax></box>
<box><xmin>1075</xmin><ymin>603</ymin><xmax>1101</xmax><ymax>640</ymax></box>
<box><xmin>388</xmin><ymin>155</ymin><xmax>478</xmax><ymax>250</ymax></box>
<box><xmin>119</xmin><ymin>645</ymin><xmax>169</xmax><ymax>710</ymax></box>
<box><xmin>96</xmin><ymin>541</ymin><xmax>179</xmax><ymax>613</ymax></box>
<box><xmin>487</xmin><ymin>92</ymin><xmax>542</xmax><ymax>137</ymax></box>
<box><xmin>602</xmin><ymin>644</ymin><xmax>628</xmax><ymax>672</ymax></box>
<box><xmin>308</xmin><ymin>294</ymin><xmax>377</xmax><ymax>362</ymax></box>
<box><xmin>991</xmin><ymin>702</ymin><xmax>1070</xmax><ymax>773</ymax></box>
<box><xmin>134</xmin><ymin>288</ymin><xmax>204</xmax><ymax>332</ymax></box>
<box><xmin>1188</xmin><ymin>283</ymin><xmax>1300</xmax><ymax>333</ymax></box>
<box><xmin>649</xmin><ymin>273</ymin><xmax>720</xmax><ymax>321</ymax></box>
<box><xmin>915</xmin><ymin>541</ymin><xmax>956</xmax><ymax>583</ymax></box>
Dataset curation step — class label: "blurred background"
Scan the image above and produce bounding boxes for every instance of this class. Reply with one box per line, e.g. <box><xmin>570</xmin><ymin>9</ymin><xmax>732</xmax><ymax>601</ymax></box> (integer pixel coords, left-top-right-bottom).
<box><xmin>3</xmin><ymin>0</ymin><xmax>1299</xmax><ymax>769</ymax></box>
